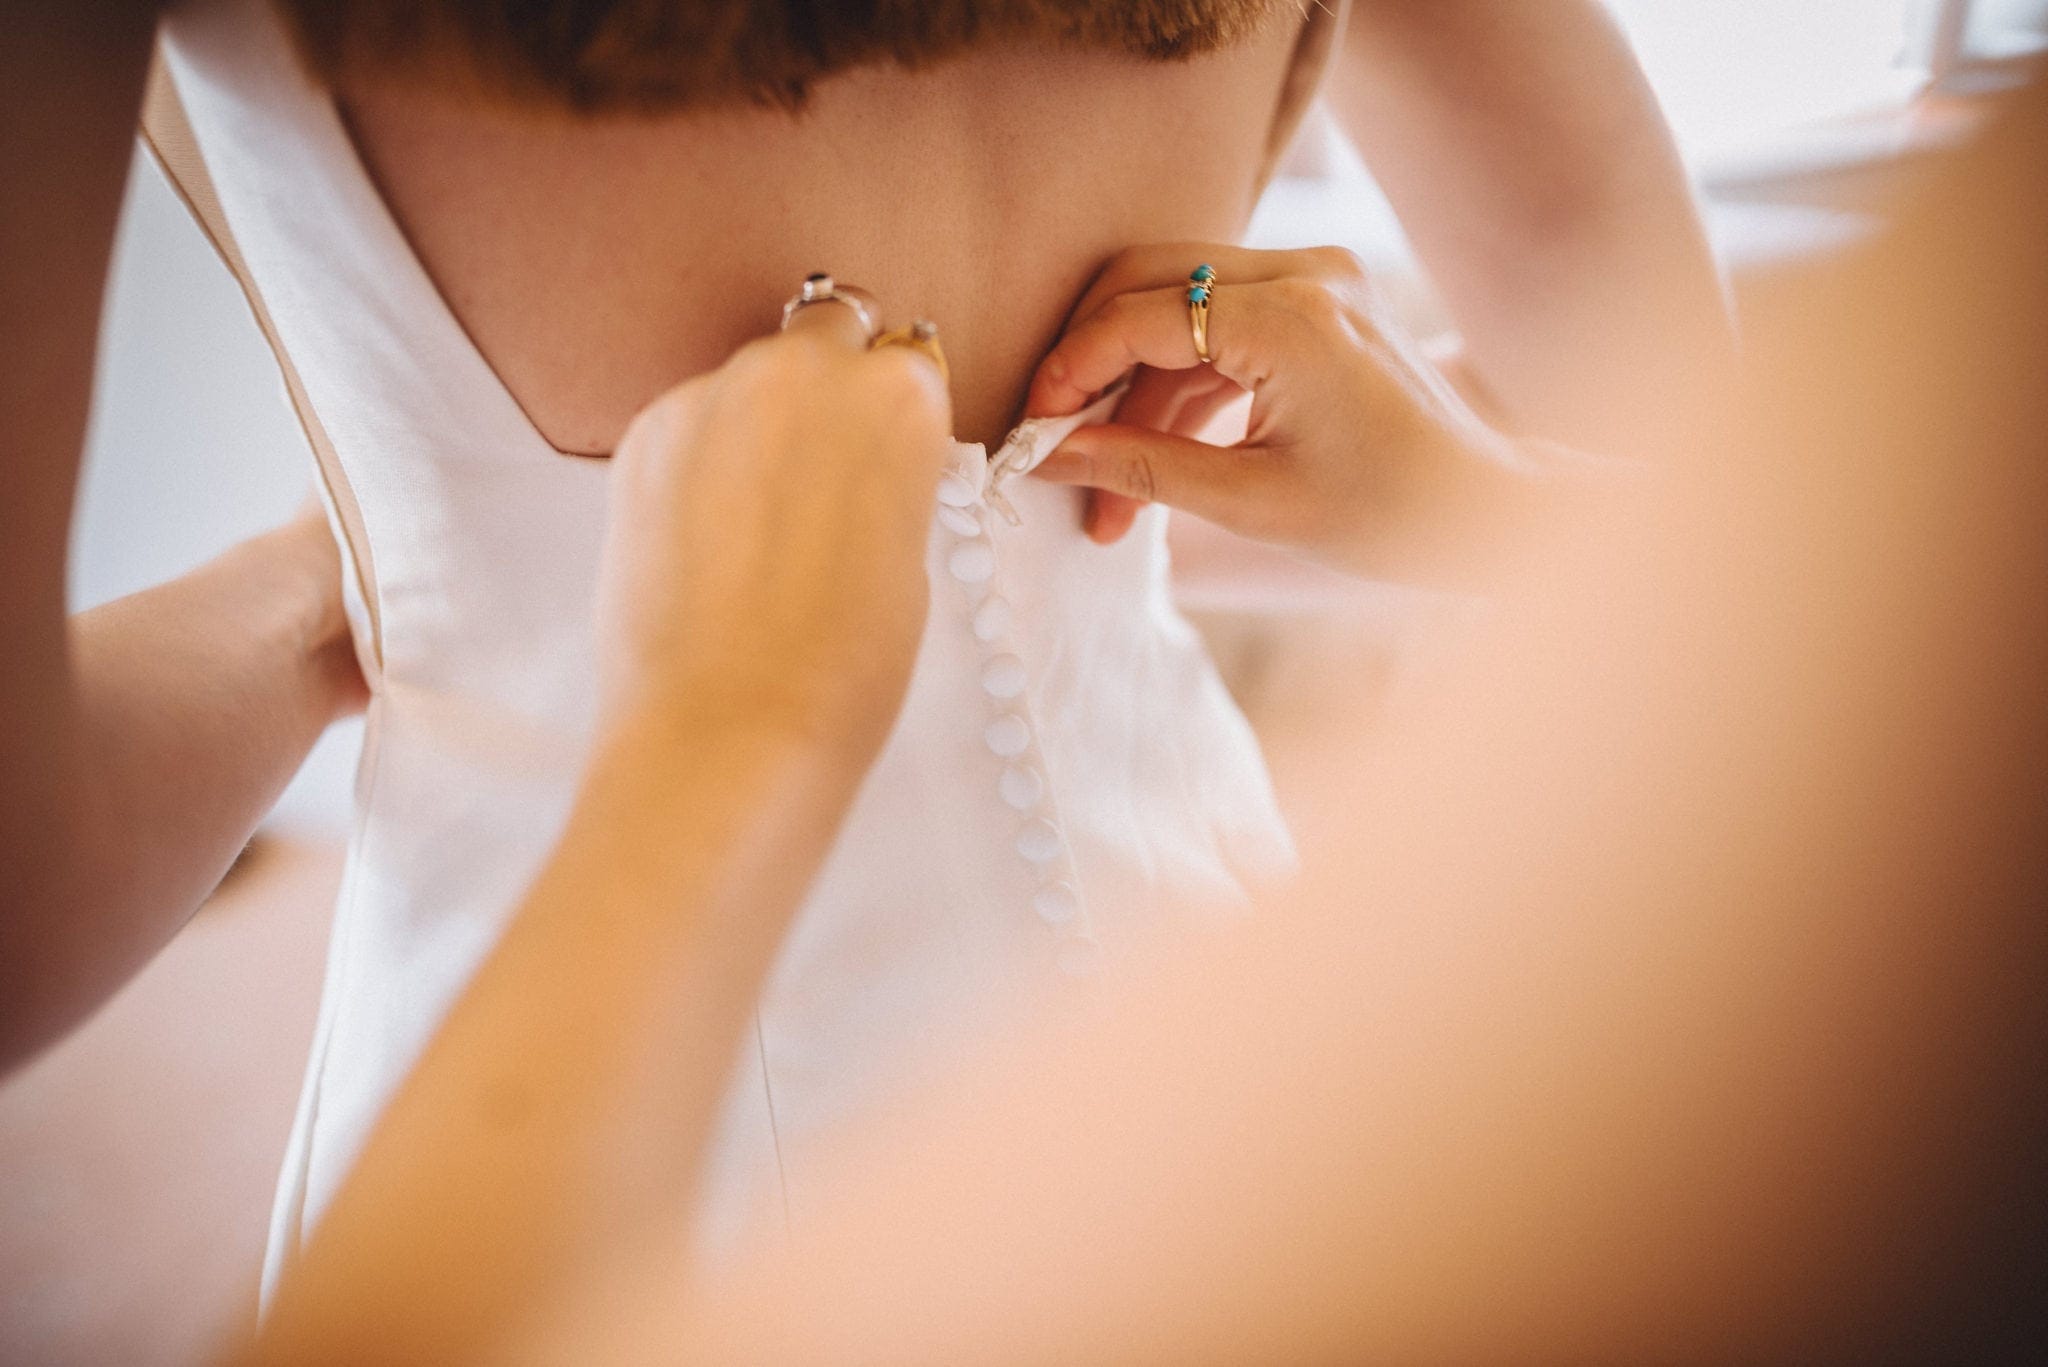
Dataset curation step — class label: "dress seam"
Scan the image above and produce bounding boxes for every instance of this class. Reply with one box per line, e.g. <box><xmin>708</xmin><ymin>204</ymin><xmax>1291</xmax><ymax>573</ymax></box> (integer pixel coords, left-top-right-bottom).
<box><xmin>260</xmin><ymin>691</ymin><xmax>385</xmax><ymax>1310</ymax></box>
<box><xmin>752</xmin><ymin>1011</ymin><xmax>793</xmax><ymax>1239</ymax></box>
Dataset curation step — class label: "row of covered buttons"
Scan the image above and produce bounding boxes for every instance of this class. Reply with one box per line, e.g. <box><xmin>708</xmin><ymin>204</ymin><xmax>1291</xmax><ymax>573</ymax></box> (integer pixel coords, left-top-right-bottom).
<box><xmin>936</xmin><ymin>442</ymin><xmax>1101</xmax><ymax>977</ymax></box>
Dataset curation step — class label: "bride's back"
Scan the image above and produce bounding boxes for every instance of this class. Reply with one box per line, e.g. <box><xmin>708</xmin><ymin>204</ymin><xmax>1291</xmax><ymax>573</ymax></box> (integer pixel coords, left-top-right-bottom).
<box><xmin>313</xmin><ymin>0</ymin><xmax>1322</xmax><ymax>450</ymax></box>
<box><xmin>155</xmin><ymin>0</ymin><xmax>1304</xmax><ymax>1284</ymax></box>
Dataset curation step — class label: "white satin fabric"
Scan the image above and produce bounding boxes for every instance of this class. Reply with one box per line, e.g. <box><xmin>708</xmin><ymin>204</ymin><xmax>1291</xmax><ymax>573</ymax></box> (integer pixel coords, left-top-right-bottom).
<box><xmin>158</xmin><ymin>0</ymin><xmax>1293</xmax><ymax>1300</ymax></box>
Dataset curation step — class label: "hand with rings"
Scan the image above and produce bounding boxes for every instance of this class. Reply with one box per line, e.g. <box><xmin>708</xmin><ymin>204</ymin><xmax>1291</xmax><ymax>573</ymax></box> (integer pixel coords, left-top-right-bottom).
<box><xmin>1025</xmin><ymin>244</ymin><xmax>1601</xmax><ymax>585</ymax></box>
<box><xmin>600</xmin><ymin>274</ymin><xmax>951</xmax><ymax>760</ymax></box>
<box><xmin>784</xmin><ymin>273</ymin><xmax>950</xmax><ymax>384</ymax></box>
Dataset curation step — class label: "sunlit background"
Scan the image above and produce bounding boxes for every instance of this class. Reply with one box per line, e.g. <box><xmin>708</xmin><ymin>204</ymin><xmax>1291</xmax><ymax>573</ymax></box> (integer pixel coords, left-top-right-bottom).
<box><xmin>8</xmin><ymin>2</ymin><xmax>2046</xmax><ymax>1363</ymax></box>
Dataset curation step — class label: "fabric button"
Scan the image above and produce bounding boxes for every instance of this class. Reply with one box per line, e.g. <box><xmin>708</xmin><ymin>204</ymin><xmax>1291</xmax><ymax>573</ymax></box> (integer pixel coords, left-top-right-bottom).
<box><xmin>937</xmin><ymin>504</ymin><xmax>981</xmax><ymax>538</ymax></box>
<box><xmin>1015</xmin><ymin>818</ymin><xmax>1062</xmax><ymax>863</ymax></box>
<box><xmin>981</xmin><ymin>654</ymin><xmax>1027</xmax><ymax>700</ymax></box>
<box><xmin>1032</xmin><ymin>881</ymin><xmax>1080</xmax><ymax>926</ymax></box>
<box><xmin>971</xmin><ymin>596</ymin><xmax>1011</xmax><ymax>643</ymax></box>
<box><xmin>999</xmin><ymin>764</ymin><xmax>1044</xmax><ymax>811</ymax></box>
<box><xmin>948</xmin><ymin>540</ymin><xmax>996</xmax><ymax>584</ymax></box>
<box><xmin>1057</xmin><ymin>936</ymin><xmax>1103</xmax><ymax>977</ymax></box>
<box><xmin>936</xmin><ymin>470</ymin><xmax>979</xmax><ymax>508</ymax></box>
<box><xmin>984</xmin><ymin>714</ymin><xmax>1031</xmax><ymax>758</ymax></box>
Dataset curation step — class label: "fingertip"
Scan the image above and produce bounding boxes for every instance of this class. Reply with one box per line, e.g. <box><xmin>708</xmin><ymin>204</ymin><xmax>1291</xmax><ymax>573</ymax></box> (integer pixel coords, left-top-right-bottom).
<box><xmin>1090</xmin><ymin>493</ymin><xmax>1143</xmax><ymax>545</ymax></box>
<box><xmin>1025</xmin><ymin>350</ymin><xmax>1085</xmax><ymax>419</ymax></box>
<box><xmin>863</xmin><ymin>344</ymin><xmax>951</xmax><ymax>429</ymax></box>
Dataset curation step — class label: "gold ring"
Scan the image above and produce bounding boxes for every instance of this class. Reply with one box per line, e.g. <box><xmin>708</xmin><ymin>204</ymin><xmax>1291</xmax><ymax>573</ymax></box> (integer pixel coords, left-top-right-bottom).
<box><xmin>1186</xmin><ymin>263</ymin><xmax>1216</xmax><ymax>364</ymax></box>
<box><xmin>871</xmin><ymin>318</ymin><xmax>950</xmax><ymax>386</ymax></box>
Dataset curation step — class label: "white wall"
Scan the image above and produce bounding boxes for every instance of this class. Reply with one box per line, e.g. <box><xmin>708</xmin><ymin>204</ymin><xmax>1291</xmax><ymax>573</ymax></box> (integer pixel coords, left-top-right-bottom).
<box><xmin>74</xmin><ymin>149</ymin><xmax>361</xmax><ymax>834</ymax></box>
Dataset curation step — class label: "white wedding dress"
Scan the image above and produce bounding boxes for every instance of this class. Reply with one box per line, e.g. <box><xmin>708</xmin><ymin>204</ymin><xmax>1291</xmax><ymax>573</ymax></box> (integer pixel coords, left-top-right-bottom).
<box><xmin>154</xmin><ymin>0</ymin><xmax>1298</xmax><ymax>1297</ymax></box>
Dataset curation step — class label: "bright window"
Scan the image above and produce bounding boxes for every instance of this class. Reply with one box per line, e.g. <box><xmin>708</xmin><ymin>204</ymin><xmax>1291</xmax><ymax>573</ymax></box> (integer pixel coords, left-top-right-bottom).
<box><xmin>1964</xmin><ymin>0</ymin><xmax>2048</xmax><ymax>59</ymax></box>
<box><xmin>1604</xmin><ymin>0</ymin><xmax>1922</xmax><ymax>160</ymax></box>
<box><xmin>1608</xmin><ymin>0</ymin><xmax>2048</xmax><ymax>163</ymax></box>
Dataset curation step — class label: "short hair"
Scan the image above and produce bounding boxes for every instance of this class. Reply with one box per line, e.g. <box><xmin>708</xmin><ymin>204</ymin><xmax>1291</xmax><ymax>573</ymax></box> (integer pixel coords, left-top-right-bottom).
<box><xmin>272</xmin><ymin>0</ymin><xmax>1292</xmax><ymax>113</ymax></box>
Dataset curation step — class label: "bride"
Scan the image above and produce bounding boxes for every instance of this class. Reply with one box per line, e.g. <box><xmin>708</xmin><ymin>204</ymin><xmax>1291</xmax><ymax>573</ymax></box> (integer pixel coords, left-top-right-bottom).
<box><xmin>0</xmin><ymin>0</ymin><xmax>1725</xmax><ymax>1291</ymax></box>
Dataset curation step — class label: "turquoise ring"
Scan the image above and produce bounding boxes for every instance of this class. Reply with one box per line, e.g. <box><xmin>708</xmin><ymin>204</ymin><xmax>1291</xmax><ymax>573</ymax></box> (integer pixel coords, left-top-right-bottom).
<box><xmin>1186</xmin><ymin>263</ymin><xmax>1216</xmax><ymax>363</ymax></box>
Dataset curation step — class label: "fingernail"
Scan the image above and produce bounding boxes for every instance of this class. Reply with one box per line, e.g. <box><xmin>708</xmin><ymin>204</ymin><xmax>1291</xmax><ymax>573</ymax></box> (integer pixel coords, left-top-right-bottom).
<box><xmin>1026</xmin><ymin>356</ymin><xmax>1068</xmax><ymax>419</ymax></box>
<box><xmin>1081</xmin><ymin>493</ymin><xmax>1099</xmax><ymax>537</ymax></box>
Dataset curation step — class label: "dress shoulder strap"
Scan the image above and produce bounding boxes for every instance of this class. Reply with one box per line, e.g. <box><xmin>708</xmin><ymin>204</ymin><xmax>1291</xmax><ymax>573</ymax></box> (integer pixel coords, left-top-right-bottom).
<box><xmin>140</xmin><ymin>48</ymin><xmax>384</xmax><ymax>670</ymax></box>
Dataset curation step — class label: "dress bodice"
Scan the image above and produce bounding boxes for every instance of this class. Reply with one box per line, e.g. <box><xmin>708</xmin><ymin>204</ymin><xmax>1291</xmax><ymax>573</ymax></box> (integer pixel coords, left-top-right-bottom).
<box><xmin>155</xmin><ymin>0</ymin><xmax>1293</xmax><ymax>1295</ymax></box>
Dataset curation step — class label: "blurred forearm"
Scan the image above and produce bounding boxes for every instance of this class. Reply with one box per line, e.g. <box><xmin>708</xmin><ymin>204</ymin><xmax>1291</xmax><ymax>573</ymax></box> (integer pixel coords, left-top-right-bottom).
<box><xmin>241</xmin><ymin>706</ymin><xmax>868</xmax><ymax>1367</ymax></box>
<box><xmin>0</xmin><ymin>0</ymin><xmax>293</xmax><ymax>1073</ymax></box>
<box><xmin>1</xmin><ymin>509</ymin><xmax>363</xmax><ymax>1073</ymax></box>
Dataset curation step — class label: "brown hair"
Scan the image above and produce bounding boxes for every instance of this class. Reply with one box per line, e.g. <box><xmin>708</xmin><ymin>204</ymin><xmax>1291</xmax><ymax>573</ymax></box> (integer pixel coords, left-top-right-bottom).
<box><xmin>271</xmin><ymin>0</ymin><xmax>1291</xmax><ymax>112</ymax></box>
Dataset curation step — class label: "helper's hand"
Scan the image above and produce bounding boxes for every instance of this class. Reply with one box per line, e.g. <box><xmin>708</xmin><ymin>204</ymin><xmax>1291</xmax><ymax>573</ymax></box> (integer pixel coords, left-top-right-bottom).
<box><xmin>250</xmin><ymin>301</ymin><xmax>951</xmax><ymax>1367</ymax></box>
<box><xmin>599</xmin><ymin>299</ymin><xmax>951</xmax><ymax>761</ymax></box>
<box><xmin>1026</xmin><ymin>244</ymin><xmax>1590</xmax><ymax>584</ymax></box>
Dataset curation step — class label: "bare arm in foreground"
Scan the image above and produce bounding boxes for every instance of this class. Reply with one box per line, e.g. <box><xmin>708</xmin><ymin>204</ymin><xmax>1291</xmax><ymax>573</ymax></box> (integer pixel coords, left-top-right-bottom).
<box><xmin>608</xmin><ymin>97</ymin><xmax>2048</xmax><ymax>1363</ymax></box>
<box><xmin>252</xmin><ymin>84</ymin><xmax>2047</xmax><ymax>1367</ymax></box>
<box><xmin>239</xmin><ymin>303</ymin><xmax>952</xmax><ymax>1367</ymax></box>
<box><xmin>641</xmin><ymin>96</ymin><xmax>2048</xmax><ymax>1364</ymax></box>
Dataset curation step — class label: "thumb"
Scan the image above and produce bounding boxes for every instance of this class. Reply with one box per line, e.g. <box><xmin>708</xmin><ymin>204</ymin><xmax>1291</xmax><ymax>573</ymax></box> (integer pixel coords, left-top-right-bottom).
<box><xmin>1032</xmin><ymin>423</ymin><xmax>1277</xmax><ymax>533</ymax></box>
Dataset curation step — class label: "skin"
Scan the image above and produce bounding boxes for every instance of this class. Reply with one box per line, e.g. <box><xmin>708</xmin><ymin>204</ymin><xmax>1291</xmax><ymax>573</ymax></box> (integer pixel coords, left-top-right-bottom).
<box><xmin>254</xmin><ymin>85</ymin><xmax>2048</xmax><ymax>1363</ymax></box>
<box><xmin>238</xmin><ymin>303</ymin><xmax>955</xmax><ymax>1366</ymax></box>
<box><xmin>1</xmin><ymin>0</ymin><xmax>1720</xmax><ymax>1099</ymax></box>
<box><xmin>1035</xmin><ymin>0</ymin><xmax>1731</xmax><ymax>548</ymax></box>
<box><xmin>331</xmin><ymin>0</ymin><xmax>1723</xmax><ymax>464</ymax></box>
<box><xmin>331</xmin><ymin>20</ymin><xmax>1301</xmax><ymax>456</ymax></box>
<box><xmin>1025</xmin><ymin>241</ymin><xmax>1619</xmax><ymax>587</ymax></box>
<box><xmin>1327</xmin><ymin>0</ymin><xmax>1730</xmax><ymax>452</ymax></box>
<box><xmin>0</xmin><ymin>1</ymin><xmax>366</xmax><ymax>1072</ymax></box>
<box><xmin>5</xmin><ymin>2</ymin><xmax>2035</xmax><ymax>1359</ymax></box>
